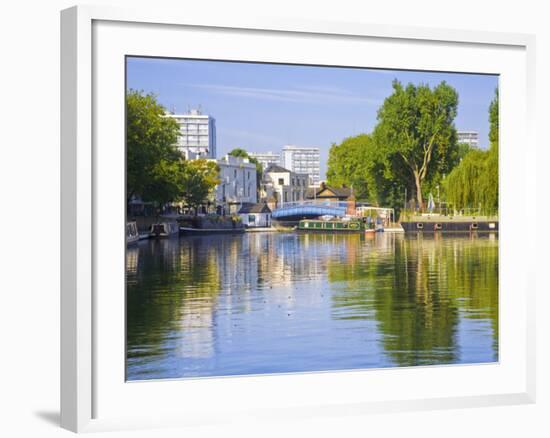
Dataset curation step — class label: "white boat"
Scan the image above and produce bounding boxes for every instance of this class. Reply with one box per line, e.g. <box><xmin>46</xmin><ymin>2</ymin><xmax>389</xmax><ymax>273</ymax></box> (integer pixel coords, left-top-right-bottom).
<box><xmin>149</xmin><ymin>221</ymin><xmax>179</xmax><ymax>238</ymax></box>
<box><xmin>126</xmin><ymin>221</ymin><xmax>139</xmax><ymax>245</ymax></box>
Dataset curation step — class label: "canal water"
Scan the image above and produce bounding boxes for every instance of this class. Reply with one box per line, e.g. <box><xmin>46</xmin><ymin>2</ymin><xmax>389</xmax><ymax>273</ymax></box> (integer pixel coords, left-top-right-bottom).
<box><xmin>126</xmin><ymin>232</ymin><xmax>498</xmax><ymax>381</ymax></box>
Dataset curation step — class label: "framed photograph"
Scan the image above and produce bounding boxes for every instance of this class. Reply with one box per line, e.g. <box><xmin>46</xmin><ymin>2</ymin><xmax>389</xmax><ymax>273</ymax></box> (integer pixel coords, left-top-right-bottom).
<box><xmin>61</xmin><ymin>5</ymin><xmax>536</xmax><ymax>433</ymax></box>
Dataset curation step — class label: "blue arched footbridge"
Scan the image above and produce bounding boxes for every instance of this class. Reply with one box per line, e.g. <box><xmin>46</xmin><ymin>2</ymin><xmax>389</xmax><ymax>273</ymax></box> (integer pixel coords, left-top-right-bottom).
<box><xmin>271</xmin><ymin>200</ymin><xmax>349</xmax><ymax>220</ymax></box>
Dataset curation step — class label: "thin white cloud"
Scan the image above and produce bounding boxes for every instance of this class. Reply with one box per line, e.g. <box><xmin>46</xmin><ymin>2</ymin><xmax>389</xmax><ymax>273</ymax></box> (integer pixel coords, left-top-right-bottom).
<box><xmin>183</xmin><ymin>83</ymin><xmax>381</xmax><ymax>105</ymax></box>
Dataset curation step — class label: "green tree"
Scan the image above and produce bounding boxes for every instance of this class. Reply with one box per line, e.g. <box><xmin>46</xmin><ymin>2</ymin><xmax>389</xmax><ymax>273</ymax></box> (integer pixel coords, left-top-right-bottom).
<box><xmin>489</xmin><ymin>88</ymin><xmax>499</xmax><ymax>147</ymax></box>
<box><xmin>326</xmin><ymin>134</ymin><xmax>371</xmax><ymax>199</ymax></box>
<box><xmin>457</xmin><ymin>142</ymin><xmax>472</xmax><ymax>161</ymax></box>
<box><xmin>141</xmin><ymin>158</ymin><xmax>185</xmax><ymax>208</ymax></box>
<box><xmin>372</xmin><ymin>80</ymin><xmax>459</xmax><ymax>207</ymax></box>
<box><xmin>180</xmin><ymin>159</ymin><xmax>220</xmax><ymax>215</ymax></box>
<box><xmin>326</xmin><ymin>134</ymin><xmax>401</xmax><ymax>207</ymax></box>
<box><xmin>126</xmin><ymin>90</ymin><xmax>181</xmax><ymax>206</ymax></box>
<box><xmin>444</xmin><ymin>89</ymin><xmax>498</xmax><ymax>214</ymax></box>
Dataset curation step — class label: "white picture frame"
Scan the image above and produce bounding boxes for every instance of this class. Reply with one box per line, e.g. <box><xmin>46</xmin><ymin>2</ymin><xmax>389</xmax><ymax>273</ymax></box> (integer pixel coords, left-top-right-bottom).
<box><xmin>60</xmin><ymin>4</ymin><xmax>536</xmax><ymax>433</ymax></box>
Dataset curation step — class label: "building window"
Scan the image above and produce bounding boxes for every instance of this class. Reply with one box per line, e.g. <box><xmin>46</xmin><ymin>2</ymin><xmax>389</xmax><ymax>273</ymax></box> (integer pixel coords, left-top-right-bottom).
<box><xmin>247</xmin><ymin>171</ymin><xmax>250</xmax><ymax>180</ymax></box>
<box><xmin>278</xmin><ymin>178</ymin><xmax>284</xmax><ymax>185</ymax></box>
<box><xmin>284</xmin><ymin>192</ymin><xmax>288</xmax><ymax>202</ymax></box>
<box><xmin>234</xmin><ymin>169</ymin><xmax>237</xmax><ymax>178</ymax></box>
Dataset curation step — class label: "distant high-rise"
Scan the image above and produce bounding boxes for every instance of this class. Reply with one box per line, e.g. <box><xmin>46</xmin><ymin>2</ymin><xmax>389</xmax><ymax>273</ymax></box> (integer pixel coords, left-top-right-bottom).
<box><xmin>457</xmin><ymin>130</ymin><xmax>479</xmax><ymax>149</ymax></box>
<box><xmin>249</xmin><ymin>151</ymin><xmax>281</xmax><ymax>170</ymax></box>
<box><xmin>281</xmin><ymin>145</ymin><xmax>320</xmax><ymax>186</ymax></box>
<box><xmin>167</xmin><ymin>109</ymin><xmax>216</xmax><ymax>159</ymax></box>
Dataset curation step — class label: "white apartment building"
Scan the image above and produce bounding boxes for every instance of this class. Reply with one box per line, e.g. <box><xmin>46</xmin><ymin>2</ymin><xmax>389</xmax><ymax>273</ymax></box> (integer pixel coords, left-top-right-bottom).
<box><xmin>167</xmin><ymin>109</ymin><xmax>217</xmax><ymax>159</ymax></box>
<box><xmin>249</xmin><ymin>151</ymin><xmax>281</xmax><ymax>170</ymax></box>
<box><xmin>281</xmin><ymin>145</ymin><xmax>321</xmax><ymax>186</ymax></box>
<box><xmin>211</xmin><ymin>155</ymin><xmax>257</xmax><ymax>213</ymax></box>
<box><xmin>457</xmin><ymin>130</ymin><xmax>479</xmax><ymax>148</ymax></box>
<box><xmin>262</xmin><ymin>164</ymin><xmax>308</xmax><ymax>206</ymax></box>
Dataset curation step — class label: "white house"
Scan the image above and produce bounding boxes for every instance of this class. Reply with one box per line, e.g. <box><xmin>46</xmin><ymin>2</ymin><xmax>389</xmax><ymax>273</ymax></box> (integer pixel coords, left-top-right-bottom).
<box><xmin>211</xmin><ymin>154</ymin><xmax>257</xmax><ymax>214</ymax></box>
<box><xmin>262</xmin><ymin>164</ymin><xmax>308</xmax><ymax>207</ymax></box>
<box><xmin>238</xmin><ymin>203</ymin><xmax>272</xmax><ymax>228</ymax></box>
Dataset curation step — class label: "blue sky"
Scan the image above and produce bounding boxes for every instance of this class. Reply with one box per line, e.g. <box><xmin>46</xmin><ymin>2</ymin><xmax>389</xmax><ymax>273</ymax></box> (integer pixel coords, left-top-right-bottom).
<box><xmin>127</xmin><ymin>57</ymin><xmax>498</xmax><ymax>178</ymax></box>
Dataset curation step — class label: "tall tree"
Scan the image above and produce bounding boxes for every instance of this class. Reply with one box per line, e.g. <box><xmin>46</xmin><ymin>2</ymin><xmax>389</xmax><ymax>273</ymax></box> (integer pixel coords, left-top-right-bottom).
<box><xmin>326</xmin><ymin>134</ymin><xmax>371</xmax><ymax>199</ymax></box>
<box><xmin>180</xmin><ymin>159</ymin><xmax>220</xmax><ymax>215</ymax></box>
<box><xmin>489</xmin><ymin>88</ymin><xmax>499</xmax><ymax>148</ymax></box>
<box><xmin>126</xmin><ymin>90</ymin><xmax>181</xmax><ymax>204</ymax></box>
<box><xmin>372</xmin><ymin>80</ymin><xmax>459</xmax><ymax>207</ymax></box>
<box><xmin>142</xmin><ymin>158</ymin><xmax>187</xmax><ymax>209</ymax></box>
<box><xmin>444</xmin><ymin>88</ymin><xmax>498</xmax><ymax>214</ymax></box>
<box><xmin>326</xmin><ymin>134</ymin><xmax>401</xmax><ymax>207</ymax></box>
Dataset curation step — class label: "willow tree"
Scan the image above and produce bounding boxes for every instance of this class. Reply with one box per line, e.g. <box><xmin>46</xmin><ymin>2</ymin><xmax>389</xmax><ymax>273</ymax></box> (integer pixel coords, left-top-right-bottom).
<box><xmin>372</xmin><ymin>80</ymin><xmax>459</xmax><ymax>207</ymax></box>
<box><xmin>445</xmin><ymin>89</ymin><xmax>498</xmax><ymax>214</ymax></box>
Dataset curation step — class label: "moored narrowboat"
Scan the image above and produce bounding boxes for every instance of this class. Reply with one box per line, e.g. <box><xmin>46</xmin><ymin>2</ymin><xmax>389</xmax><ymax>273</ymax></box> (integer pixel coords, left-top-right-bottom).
<box><xmin>400</xmin><ymin>215</ymin><xmax>498</xmax><ymax>233</ymax></box>
<box><xmin>149</xmin><ymin>221</ymin><xmax>179</xmax><ymax>238</ymax></box>
<box><xmin>126</xmin><ymin>221</ymin><xmax>140</xmax><ymax>245</ymax></box>
<box><xmin>298</xmin><ymin>218</ymin><xmax>364</xmax><ymax>232</ymax></box>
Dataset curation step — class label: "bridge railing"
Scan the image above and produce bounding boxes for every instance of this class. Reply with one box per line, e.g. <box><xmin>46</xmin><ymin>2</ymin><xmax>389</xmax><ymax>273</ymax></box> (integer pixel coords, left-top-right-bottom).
<box><xmin>271</xmin><ymin>200</ymin><xmax>348</xmax><ymax>219</ymax></box>
<box><xmin>273</xmin><ymin>200</ymin><xmax>350</xmax><ymax>211</ymax></box>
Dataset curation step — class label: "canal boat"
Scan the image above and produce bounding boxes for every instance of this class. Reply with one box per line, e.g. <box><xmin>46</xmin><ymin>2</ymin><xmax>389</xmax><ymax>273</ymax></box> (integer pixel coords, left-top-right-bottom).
<box><xmin>298</xmin><ymin>218</ymin><xmax>364</xmax><ymax>232</ymax></box>
<box><xmin>400</xmin><ymin>215</ymin><xmax>498</xmax><ymax>233</ymax></box>
<box><xmin>126</xmin><ymin>221</ymin><xmax>139</xmax><ymax>245</ymax></box>
<box><xmin>149</xmin><ymin>221</ymin><xmax>179</xmax><ymax>238</ymax></box>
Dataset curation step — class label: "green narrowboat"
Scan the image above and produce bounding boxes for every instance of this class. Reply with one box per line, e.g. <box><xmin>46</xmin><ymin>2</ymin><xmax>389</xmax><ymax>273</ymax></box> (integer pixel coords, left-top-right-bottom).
<box><xmin>298</xmin><ymin>219</ymin><xmax>364</xmax><ymax>232</ymax></box>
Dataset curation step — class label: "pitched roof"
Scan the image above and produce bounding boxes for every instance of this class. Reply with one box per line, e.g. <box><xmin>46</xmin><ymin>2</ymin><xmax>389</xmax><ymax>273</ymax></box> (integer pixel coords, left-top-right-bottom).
<box><xmin>306</xmin><ymin>185</ymin><xmax>353</xmax><ymax>199</ymax></box>
<box><xmin>238</xmin><ymin>203</ymin><xmax>272</xmax><ymax>214</ymax></box>
<box><xmin>264</xmin><ymin>163</ymin><xmax>291</xmax><ymax>173</ymax></box>
<box><xmin>319</xmin><ymin>186</ymin><xmax>352</xmax><ymax>198</ymax></box>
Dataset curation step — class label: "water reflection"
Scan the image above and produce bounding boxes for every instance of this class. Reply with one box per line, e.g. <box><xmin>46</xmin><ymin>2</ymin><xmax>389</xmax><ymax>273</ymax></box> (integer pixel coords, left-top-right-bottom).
<box><xmin>127</xmin><ymin>232</ymin><xmax>498</xmax><ymax>380</ymax></box>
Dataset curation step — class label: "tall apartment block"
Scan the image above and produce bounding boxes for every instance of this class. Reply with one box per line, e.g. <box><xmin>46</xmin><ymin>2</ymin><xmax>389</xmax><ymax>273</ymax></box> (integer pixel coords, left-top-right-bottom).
<box><xmin>249</xmin><ymin>151</ymin><xmax>281</xmax><ymax>171</ymax></box>
<box><xmin>167</xmin><ymin>109</ymin><xmax>217</xmax><ymax>159</ymax></box>
<box><xmin>281</xmin><ymin>145</ymin><xmax>321</xmax><ymax>186</ymax></box>
<box><xmin>457</xmin><ymin>130</ymin><xmax>479</xmax><ymax>149</ymax></box>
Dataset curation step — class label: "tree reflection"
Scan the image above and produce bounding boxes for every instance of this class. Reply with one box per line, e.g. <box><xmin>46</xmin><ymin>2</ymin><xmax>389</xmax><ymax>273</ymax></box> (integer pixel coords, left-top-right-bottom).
<box><xmin>126</xmin><ymin>238</ymin><xmax>221</xmax><ymax>371</ymax></box>
<box><xmin>328</xmin><ymin>233</ymin><xmax>498</xmax><ymax>367</ymax></box>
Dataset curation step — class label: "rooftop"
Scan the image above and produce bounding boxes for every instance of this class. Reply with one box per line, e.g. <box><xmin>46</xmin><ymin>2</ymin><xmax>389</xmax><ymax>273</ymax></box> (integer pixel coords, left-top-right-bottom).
<box><xmin>306</xmin><ymin>184</ymin><xmax>353</xmax><ymax>199</ymax></box>
<box><xmin>264</xmin><ymin>163</ymin><xmax>292</xmax><ymax>173</ymax></box>
<box><xmin>282</xmin><ymin>145</ymin><xmax>320</xmax><ymax>151</ymax></box>
<box><xmin>238</xmin><ymin>203</ymin><xmax>272</xmax><ymax>214</ymax></box>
